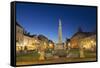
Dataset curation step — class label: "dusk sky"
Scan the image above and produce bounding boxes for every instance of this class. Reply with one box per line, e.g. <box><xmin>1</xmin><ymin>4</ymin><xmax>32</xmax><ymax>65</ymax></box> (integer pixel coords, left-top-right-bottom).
<box><xmin>16</xmin><ymin>2</ymin><xmax>97</xmax><ymax>43</ymax></box>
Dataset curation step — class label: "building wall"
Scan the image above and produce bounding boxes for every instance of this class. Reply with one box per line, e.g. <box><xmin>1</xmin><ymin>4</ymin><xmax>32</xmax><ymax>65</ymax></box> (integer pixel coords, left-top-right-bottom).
<box><xmin>80</xmin><ymin>35</ymin><xmax>96</xmax><ymax>51</ymax></box>
<box><xmin>70</xmin><ymin>33</ymin><xmax>86</xmax><ymax>48</ymax></box>
<box><xmin>70</xmin><ymin>32</ymin><xmax>96</xmax><ymax>49</ymax></box>
<box><xmin>16</xmin><ymin>25</ymin><xmax>24</xmax><ymax>52</ymax></box>
<box><xmin>16</xmin><ymin>25</ymin><xmax>23</xmax><ymax>42</ymax></box>
<box><xmin>16</xmin><ymin>24</ymin><xmax>55</xmax><ymax>52</ymax></box>
<box><xmin>23</xmin><ymin>35</ymin><xmax>38</xmax><ymax>50</ymax></box>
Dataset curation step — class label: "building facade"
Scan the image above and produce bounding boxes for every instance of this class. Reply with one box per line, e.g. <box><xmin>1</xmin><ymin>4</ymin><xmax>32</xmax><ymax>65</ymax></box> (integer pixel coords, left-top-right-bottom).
<box><xmin>70</xmin><ymin>30</ymin><xmax>96</xmax><ymax>49</ymax></box>
<box><xmin>16</xmin><ymin>22</ymin><xmax>54</xmax><ymax>53</ymax></box>
<box><xmin>80</xmin><ymin>35</ymin><xmax>96</xmax><ymax>51</ymax></box>
<box><xmin>16</xmin><ymin>23</ymin><xmax>24</xmax><ymax>52</ymax></box>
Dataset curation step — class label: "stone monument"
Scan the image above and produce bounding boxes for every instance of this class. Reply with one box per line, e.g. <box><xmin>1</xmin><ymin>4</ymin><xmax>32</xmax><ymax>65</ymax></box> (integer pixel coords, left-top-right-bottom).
<box><xmin>55</xmin><ymin>19</ymin><xmax>64</xmax><ymax>50</ymax></box>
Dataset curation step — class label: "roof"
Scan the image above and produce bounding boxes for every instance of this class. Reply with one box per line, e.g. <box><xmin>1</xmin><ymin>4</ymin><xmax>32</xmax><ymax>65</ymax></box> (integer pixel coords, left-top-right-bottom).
<box><xmin>16</xmin><ymin>22</ymin><xmax>23</xmax><ymax>28</ymax></box>
<box><xmin>24</xmin><ymin>33</ymin><xmax>37</xmax><ymax>38</ymax></box>
<box><xmin>71</xmin><ymin>31</ymin><xmax>96</xmax><ymax>39</ymax></box>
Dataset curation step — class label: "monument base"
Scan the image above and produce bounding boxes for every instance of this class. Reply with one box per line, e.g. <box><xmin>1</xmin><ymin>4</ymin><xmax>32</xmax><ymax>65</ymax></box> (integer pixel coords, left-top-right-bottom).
<box><xmin>55</xmin><ymin>43</ymin><xmax>65</xmax><ymax>50</ymax></box>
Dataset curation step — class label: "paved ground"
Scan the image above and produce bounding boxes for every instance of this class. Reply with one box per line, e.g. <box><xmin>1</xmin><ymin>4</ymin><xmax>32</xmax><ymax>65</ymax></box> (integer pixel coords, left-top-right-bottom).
<box><xmin>16</xmin><ymin>57</ymin><xmax>96</xmax><ymax>66</ymax></box>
